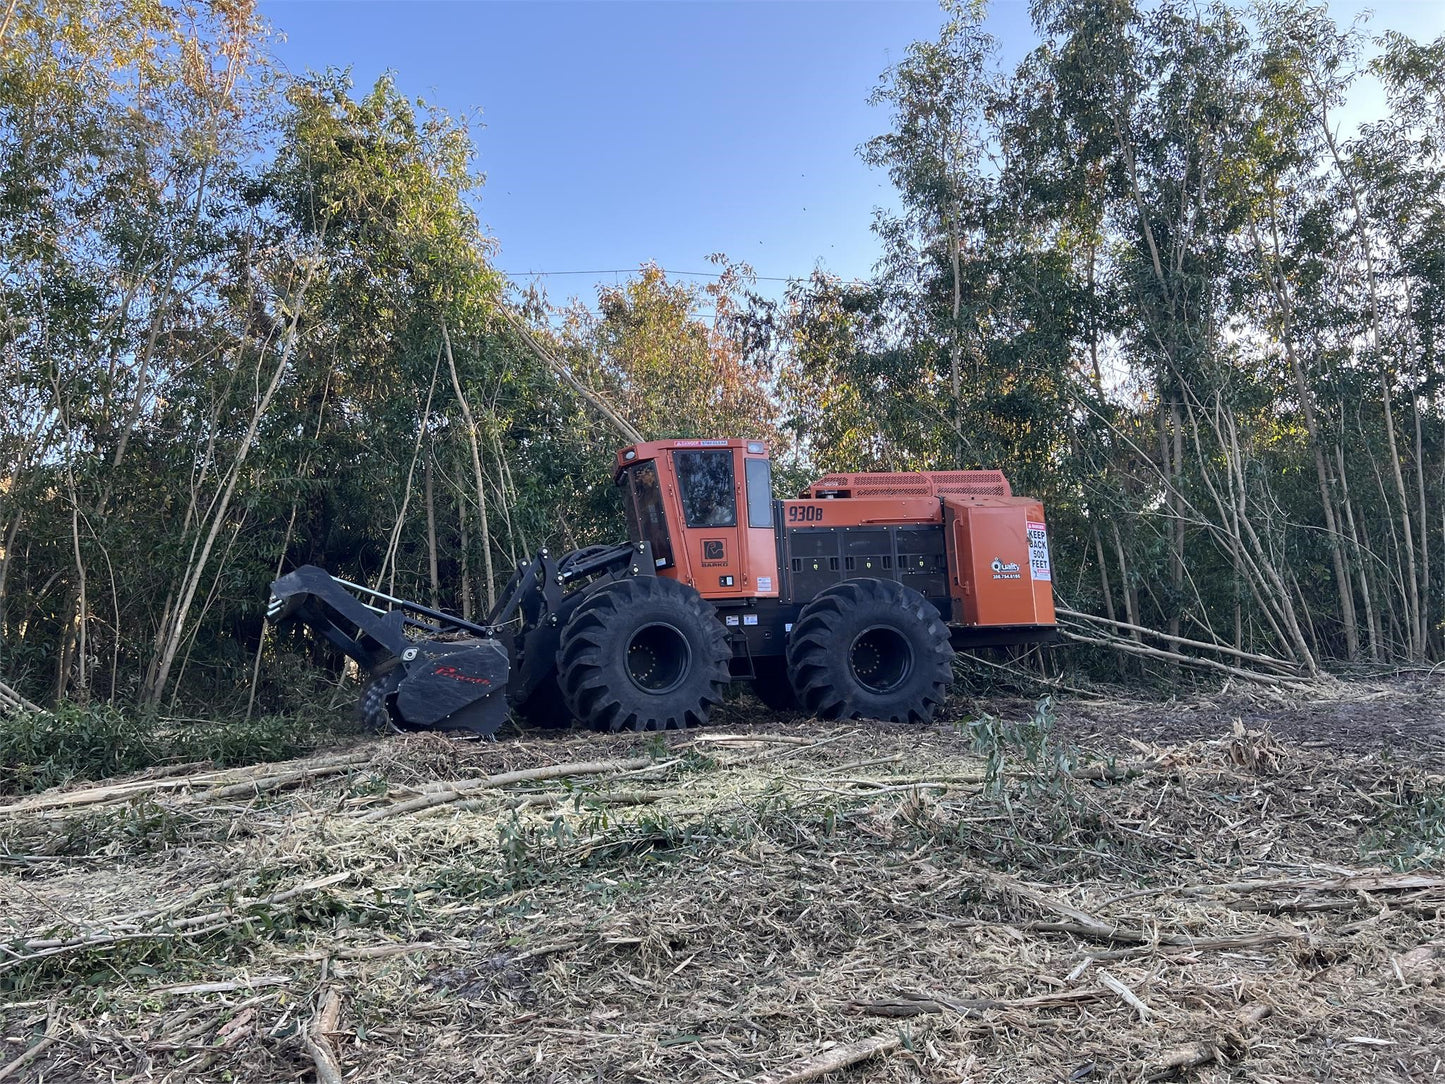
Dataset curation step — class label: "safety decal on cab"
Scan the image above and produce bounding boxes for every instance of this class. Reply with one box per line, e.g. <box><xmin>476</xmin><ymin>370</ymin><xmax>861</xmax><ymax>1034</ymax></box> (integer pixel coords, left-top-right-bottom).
<box><xmin>1027</xmin><ymin>521</ymin><xmax>1051</xmax><ymax>581</ymax></box>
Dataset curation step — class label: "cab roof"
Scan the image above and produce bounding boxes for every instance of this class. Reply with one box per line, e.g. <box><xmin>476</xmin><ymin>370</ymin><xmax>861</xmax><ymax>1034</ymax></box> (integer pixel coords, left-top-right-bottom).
<box><xmin>614</xmin><ymin>438</ymin><xmax>769</xmax><ymax>475</ymax></box>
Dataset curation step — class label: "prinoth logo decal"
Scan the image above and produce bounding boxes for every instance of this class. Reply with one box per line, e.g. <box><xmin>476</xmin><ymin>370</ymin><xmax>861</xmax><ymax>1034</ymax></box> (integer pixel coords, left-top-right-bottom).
<box><xmin>990</xmin><ymin>557</ymin><xmax>1022</xmax><ymax>581</ymax></box>
<box><xmin>433</xmin><ymin>665</ymin><xmax>491</xmax><ymax>686</ymax></box>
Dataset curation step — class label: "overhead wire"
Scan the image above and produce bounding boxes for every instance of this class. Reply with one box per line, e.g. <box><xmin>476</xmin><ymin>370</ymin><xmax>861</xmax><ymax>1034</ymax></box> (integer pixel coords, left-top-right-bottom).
<box><xmin>500</xmin><ymin>267</ymin><xmax>870</xmax><ymax>287</ymax></box>
<box><xmin>500</xmin><ymin>268</ymin><xmax>800</xmax><ymax>282</ymax></box>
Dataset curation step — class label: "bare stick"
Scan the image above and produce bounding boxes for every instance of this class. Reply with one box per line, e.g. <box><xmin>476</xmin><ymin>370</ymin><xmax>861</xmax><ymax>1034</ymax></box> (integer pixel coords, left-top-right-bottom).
<box><xmin>1145</xmin><ymin>1003</ymin><xmax>1271</xmax><ymax>1080</ymax></box>
<box><xmin>689</xmin><ymin>733</ymin><xmax>823</xmax><ymax>746</ymax></box>
<box><xmin>0</xmin><ymin>751</ymin><xmax>374</xmax><ymax>818</ymax></box>
<box><xmin>852</xmin><ymin>987</ymin><xmax>1104</xmax><ymax>1018</ymax></box>
<box><xmin>496</xmin><ymin>306</ymin><xmax>643</xmax><ymax>443</ymax></box>
<box><xmin>0</xmin><ymin>1037</ymin><xmax>54</xmax><ymax>1082</ymax></box>
<box><xmin>1056</xmin><ymin>608</ymin><xmax>1303</xmax><ymax>671</ymax></box>
<box><xmin>442</xmin><ymin>321</ymin><xmax>496</xmax><ymax>609</ymax></box>
<box><xmin>152</xmin><ymin>975</ymin><xmax>291</xmax><ymax>996</ymax></box>
<box><xmin>748</xmin><ymin>1033</ymin><xmax>905</xmax><ymax>1084</ymax></box>
<box><xmin>1097</xmin><ymin>968</ymin><xmax>1152</xmax><ymax>1020</ymax></box>
<box><xmin>1058</xmin><ymin>627</ymin><xmax>1313</xmax><ymax>688</ymax></box>
<box><xmin>438</xmin><ymin>789</ymin><xmax>674</xmax><ymax>816</ymax></box>
<box><xmin>285</xmin><ymin>940</ymin><xmax>470</xmax><ymax>962</ymax></box>
<box><xmin>359</xmin><ymin>757</ymin><xmax>653</xmax><ymax>822</ymax></box>
<box><xmin>301</xmin><ymin>988</ymin><xmax>344</xmax><ymax>1084</ymax></box>
<box><xmin>0</xmin><ymin>678</ymin><xmax>42</xmax><ymax>715</ymax></box>
<box><xmin>6</xmin><ymin>872</ymin><xmax>352</xmax><ymax>965</ymax></box>
<box><xmin>186</xmin><ymin>761</ymin><xmax>370</xmax><ymax>804</ymax></box>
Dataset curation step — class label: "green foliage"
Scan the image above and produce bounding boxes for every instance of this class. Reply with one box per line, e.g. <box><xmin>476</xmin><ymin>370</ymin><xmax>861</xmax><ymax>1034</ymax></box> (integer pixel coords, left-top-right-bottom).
<box><xmin>966</xmin><ymin>696</ymin><xmax>1074</xmax><ymax>798</ymax></box>
<box><xmin>0</xmin><ymin>705</ymin><xmax>335</xmax><ymax>796</ymax></box>
<box><xmin>1365</xmin><ymin>781</ymin><xmax>1445</xmax><ymax>870</ymax></box>
<box><xmin>932</xmin><ymin>698</ymin><xmax>1142</xmax><ymax>877</ymax></box>
<box><xmin>564</xmin><ymin>262</ymin><xmax>784</xmax><ymax>446</ymax></box>
<box><xmin>0</xmin><ymin>706</ymin><xmax>164</xmax><ymax>793</ymax></box>
<box><xmin>6</xmin><ymin>0</ymin><xmax>1445</xmax><ymax>725</ymax></box>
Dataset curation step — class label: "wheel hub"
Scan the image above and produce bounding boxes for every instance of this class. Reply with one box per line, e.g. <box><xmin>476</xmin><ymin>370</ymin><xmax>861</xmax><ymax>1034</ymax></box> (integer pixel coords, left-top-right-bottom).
<box><xmin>625</xmin><ymin>622</ymin><xmax>691</xmax><ymax>694</ymax></box>
<box><xmin>848</xmin><ymin>625</ymin><xmax>913</xmax><ymax>694</ymax></box>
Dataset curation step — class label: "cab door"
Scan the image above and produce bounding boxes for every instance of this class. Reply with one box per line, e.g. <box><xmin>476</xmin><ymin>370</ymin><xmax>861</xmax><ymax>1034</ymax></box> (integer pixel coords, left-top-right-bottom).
<box><xmin>672</xmin><ymin>448</ymin><xmax>748</xmax><ymax>599</ymax></box>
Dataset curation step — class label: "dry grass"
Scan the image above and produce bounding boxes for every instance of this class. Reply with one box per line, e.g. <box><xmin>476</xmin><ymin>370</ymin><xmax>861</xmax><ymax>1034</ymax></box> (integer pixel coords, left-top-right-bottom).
<box><xmin>1</xmin><ymin>683</ymin><xmax>1443</xmax><ymax>1083</ymax></box>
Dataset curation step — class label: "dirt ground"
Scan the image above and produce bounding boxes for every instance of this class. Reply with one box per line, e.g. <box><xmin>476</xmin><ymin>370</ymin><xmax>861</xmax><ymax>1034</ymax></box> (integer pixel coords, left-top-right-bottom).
<box><xmin>1</xmin><ymin>679</ymin><xmax>1443</xmax><ymax>1083</ymax></box>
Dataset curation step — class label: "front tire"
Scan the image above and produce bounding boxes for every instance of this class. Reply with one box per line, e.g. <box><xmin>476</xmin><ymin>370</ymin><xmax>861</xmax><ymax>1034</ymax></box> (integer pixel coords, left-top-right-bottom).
<box><xmin>787</xmin><ymin>578</ymin><xmax>953</xmax><ymax>724</ymax></box>
<box><xmin>557</xmin><ymin>577</ymin><xmax>731</xmax><ymax>731</ymax></box>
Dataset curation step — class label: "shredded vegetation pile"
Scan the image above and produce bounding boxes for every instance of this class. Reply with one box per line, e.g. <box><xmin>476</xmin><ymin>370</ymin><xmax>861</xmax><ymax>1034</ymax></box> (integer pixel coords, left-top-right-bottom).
<box><xmin>2</xmin><ymin>686</ymin><xmax>1443</xmax><ymax>1083</ymax></box>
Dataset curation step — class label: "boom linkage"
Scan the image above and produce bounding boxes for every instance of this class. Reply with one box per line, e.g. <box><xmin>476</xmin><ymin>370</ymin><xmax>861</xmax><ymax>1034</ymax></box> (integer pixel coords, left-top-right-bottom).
<box><xmin>268</xmin><ymin>541</ymin><xmax>657</xmax><ymax>736</ymax></box>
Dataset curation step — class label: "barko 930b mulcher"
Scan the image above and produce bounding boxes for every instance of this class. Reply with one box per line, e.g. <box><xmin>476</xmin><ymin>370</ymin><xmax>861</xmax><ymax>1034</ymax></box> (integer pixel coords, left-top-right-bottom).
<box><xmin>268</xmin><ymin>438</ymin><xmax>1057</xmax><ymax>736</ymax></box>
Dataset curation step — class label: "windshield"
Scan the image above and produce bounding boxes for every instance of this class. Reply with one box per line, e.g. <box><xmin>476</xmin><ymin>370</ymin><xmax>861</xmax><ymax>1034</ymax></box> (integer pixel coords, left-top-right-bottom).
<box><xmin>621</xmin><ymin>461</ymin><xmax>674</xmax><ymax>569</ymax></box>
<box><xmin>674</xmin><ymin>450</ymin><xmax>737</xmax><ymax>528</ymax></box>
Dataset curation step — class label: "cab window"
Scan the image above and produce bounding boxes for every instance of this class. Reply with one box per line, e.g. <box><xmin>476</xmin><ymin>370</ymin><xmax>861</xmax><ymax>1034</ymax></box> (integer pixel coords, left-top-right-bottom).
<box><xmin>745</xmin><ymin>458</ymin><xmax>773</xmax><ymax>528</ymax></box>
<box><xmin>674</xmin><ymin>450</ymin><xmax>737</xmax><ymax>528</ymax></box>
<box><xmin>621</xmin><ymin>461</ymin><xmax>674</xmax><ymax>568</ymax></box>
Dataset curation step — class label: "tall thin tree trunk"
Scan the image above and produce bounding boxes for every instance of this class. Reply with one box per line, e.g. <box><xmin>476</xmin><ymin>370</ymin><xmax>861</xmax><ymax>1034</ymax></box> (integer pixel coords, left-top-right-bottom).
<box><xmin>1110</xmin><ymin>521</ymin><xmax>1140</xmax><ymax>633</ymax></box>
<box><xmin>68</xmin><ymin>498</ymin><xmax>88</xmax><ymax>702</ymax></box>
<box><xmin>1169</xmin><ymin>398</ymin><xmax>1185</xmax><ymax>640</ymax></box>
<box><xmin>0</xmin><ymin>512</ymin><xmax>21</xmax><ymax>642</ymax></box>
<box><xmin>1412</xmin><ymin>392</ymin><xmax>1430</xmax><ymax>654</ymax></box>
<box><xmin>1380</xmin><ymin>372</ymin><xmax>1421</xmax><ymax>657</ymax></box>
<box><xmin>246</xmin><ymin>502</ymin><xmax>299</xmax><ymax>722</ymax></box>
<box><xmin>1315</xmin><ymin>94</ymin><xmax>1420</xmax><ymax>658</ymax></box>
<box><xmin>1092</xmin><ymin>523</ymin><xmax>1116</xmax><ymax>624</ymax></box>
<box><xmin>1250</xmin><ymin>210</ymin><xmax>1359</xmax><ymax>660</ymax></box>
<box><xmin>948</xmin><ymin>216</ymin><xmax>963</xmax><ymax>446</ymax></box>
<box><xmin>1338</xmin><ymin>444</ymin><xmax>1380</xmax><ymax>661</ymax></box>
<box><xmin>457</xmin><ymin>470</ymin><xmax>473</xmax><ymax>623</ymax></box>
<box><xmin>424</xmin><ymin>451</ymin><xmax>440</xmax><ymax>611</ymax></box>
<box><xmin>378</xmin><ymin>347</ymin><xmax>441</xmax><ymax>594</ymax></box>
<box><xmin>145</xmin><ymin>264</ymin><xmax>313</xmax><ymax>707</ymax></box>
<box><xmin>442</xmin><ymin>322</ymin><xmax>495</xmax><ymax>610</ymax></box>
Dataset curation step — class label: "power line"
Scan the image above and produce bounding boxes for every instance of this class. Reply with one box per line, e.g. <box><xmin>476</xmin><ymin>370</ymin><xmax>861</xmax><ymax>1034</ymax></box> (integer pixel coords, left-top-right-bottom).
<box><xmin>499</xmin><ymin>267</ymin><xmax>810</xmax><ymax>283</ymax></box>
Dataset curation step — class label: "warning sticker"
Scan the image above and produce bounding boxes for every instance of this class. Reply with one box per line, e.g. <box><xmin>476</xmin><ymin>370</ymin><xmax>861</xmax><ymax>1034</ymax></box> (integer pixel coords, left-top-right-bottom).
<box><xmin>1027</xmin><ymin>521</ymin><xmax>1051</xmax><ymax>582</ymax></box>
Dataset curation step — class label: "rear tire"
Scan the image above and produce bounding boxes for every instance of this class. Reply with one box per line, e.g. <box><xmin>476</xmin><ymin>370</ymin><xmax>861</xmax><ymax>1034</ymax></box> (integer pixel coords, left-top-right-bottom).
<box><xmin>557</xmin><ymin>577</ymin><xmax>730</xmax><ymax>731</ymax></box>
<box><xmin>787</xmin><ymin>578</ymin><xmax>953</xmax><ymax>724</ymax></box>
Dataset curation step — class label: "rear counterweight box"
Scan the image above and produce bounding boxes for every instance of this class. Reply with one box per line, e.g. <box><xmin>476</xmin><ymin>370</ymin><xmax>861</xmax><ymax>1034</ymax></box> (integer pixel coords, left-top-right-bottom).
<box><xmin>943</xmin><ymin>497</ymin><xmax>1056</xmax><ymax>628</ymax></box>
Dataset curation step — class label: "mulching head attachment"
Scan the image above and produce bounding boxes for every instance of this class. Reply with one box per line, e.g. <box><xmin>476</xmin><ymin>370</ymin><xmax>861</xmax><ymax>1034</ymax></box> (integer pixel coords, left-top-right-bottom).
<box><xmin>268</xmin><ymin>565</ymin><xmax>511</xmax><ymax>737</ymax></box>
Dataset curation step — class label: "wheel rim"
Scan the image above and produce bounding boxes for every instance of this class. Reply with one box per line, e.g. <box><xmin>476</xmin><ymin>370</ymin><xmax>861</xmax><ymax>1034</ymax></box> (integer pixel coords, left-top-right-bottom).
<box><xmin>625</xmin><ymin>622</ymin><xmax>692</xmax><ymax>694</ymax></box>
<box><xmin>848</xmin><ymin>624</ymin><xmax>913</xmax><ymax>694</ymax></box>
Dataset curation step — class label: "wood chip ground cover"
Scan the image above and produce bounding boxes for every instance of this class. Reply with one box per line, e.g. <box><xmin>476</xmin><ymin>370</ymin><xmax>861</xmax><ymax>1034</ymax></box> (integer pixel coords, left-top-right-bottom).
<box><xmin>1</xmin><ymin>681</ymin><xmax>1443</xmax><ymax>1083</ymax></box>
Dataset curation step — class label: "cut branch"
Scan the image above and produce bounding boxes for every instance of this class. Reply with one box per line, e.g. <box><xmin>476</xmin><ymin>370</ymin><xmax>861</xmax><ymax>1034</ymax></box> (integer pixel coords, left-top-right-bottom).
<box><xmin>358</xmin><ymin>757</ymin><xmax>654</xmax><ymax>822</ymax></box>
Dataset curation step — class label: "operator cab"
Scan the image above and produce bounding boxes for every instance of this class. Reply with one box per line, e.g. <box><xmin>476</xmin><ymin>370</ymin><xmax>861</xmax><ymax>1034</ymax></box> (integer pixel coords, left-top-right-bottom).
<box><xmin>615</xmin><ymin>438</ymin><xmax>780</xmax><ymax>600</ymax></box>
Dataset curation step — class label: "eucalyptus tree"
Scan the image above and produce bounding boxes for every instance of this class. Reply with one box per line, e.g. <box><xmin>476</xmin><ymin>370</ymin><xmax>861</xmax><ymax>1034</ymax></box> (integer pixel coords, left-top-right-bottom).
<box><xmin>861</xmin><ymin>0</ymin><xmax>1000</xmax><ymax>456</ymax></box>
<box><xmin>563</xmin><ymin>263</ymin><xmax>782</xmax><ymax>447</ymax></box>
<box><xmin>2</xmin><ymin>0</ymin><xmax>273</xmax><ymax>702</ymax></box>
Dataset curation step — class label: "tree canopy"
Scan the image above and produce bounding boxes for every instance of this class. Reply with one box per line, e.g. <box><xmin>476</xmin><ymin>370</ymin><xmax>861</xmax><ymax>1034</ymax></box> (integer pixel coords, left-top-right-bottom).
<box><xmin>4</xmin><ymin>0</ymin><xmax>1445</xmax><ymax>714</ymax></box>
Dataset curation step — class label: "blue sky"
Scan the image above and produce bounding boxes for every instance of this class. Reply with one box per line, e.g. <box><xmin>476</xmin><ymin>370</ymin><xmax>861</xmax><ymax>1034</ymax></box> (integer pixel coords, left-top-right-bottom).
<box><xmin>258</xmin><ymin>0</ymin><xmax>1445</xmax><ymax>308</ymax></box>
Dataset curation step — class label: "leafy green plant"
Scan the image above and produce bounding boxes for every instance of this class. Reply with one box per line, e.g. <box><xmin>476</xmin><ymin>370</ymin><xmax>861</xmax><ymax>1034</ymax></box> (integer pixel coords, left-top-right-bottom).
<box><xmin>0</xmin><ymin>705</ymin><xmax>340</xmax><ymax>796</ymax></box>
<box><xmin>1365</xmin><ymin>781</ymin><xmax>1445</xmax><ymax>870</ymax></box>
<box><xmin>941</xmin><ymin>698</ymin><xmax>1145</xmax><ymax>877</ymax></box>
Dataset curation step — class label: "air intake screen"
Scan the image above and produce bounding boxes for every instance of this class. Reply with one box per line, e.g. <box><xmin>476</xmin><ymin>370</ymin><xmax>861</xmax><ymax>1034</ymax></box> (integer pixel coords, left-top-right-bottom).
<box><xmin>801</xmin><ymin>470</ymin><xmax>1011</xmax><ymax>500</ymax></box>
